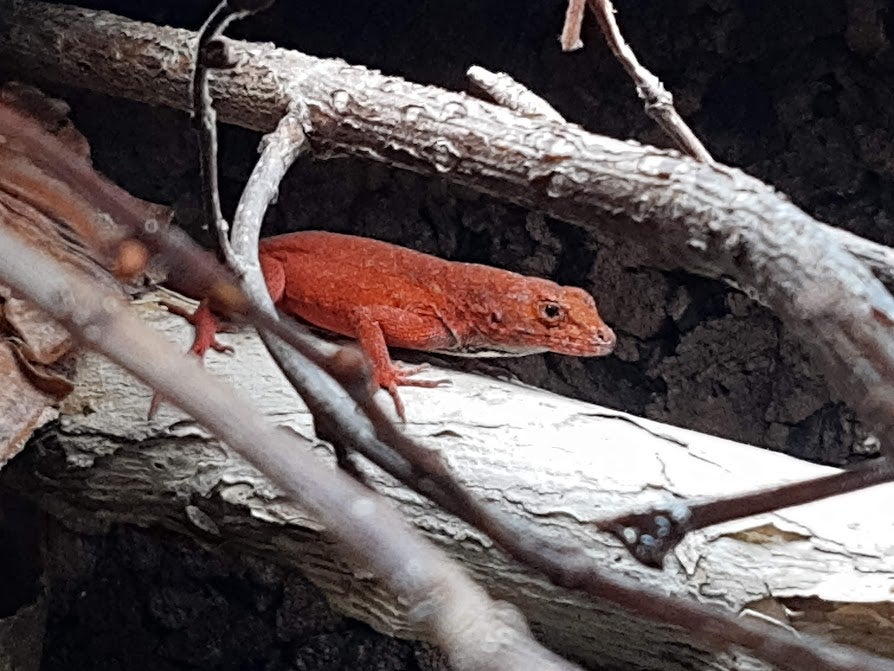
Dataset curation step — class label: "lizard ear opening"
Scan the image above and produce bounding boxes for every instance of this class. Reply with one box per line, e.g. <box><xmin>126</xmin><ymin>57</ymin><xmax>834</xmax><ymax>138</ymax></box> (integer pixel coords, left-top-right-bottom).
<box><xmin>489</xmin><ymin>310</ymin><xmax>503</xmax><ymax>324</ymax></box>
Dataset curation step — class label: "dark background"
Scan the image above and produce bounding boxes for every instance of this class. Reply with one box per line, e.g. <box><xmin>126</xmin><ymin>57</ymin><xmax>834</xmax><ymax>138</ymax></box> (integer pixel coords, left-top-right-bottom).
<box><xmin>1</xmin><ymin>0</ymin><xmax>892</xmax><ymax>668</ymax></box>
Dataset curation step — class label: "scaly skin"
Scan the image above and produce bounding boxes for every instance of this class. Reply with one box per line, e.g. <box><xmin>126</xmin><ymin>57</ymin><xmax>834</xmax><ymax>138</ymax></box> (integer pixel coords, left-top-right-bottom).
<box><xmin>258</xmin><ymin>231</ymin><xmax>616</xmax><ymax>419</ymax></box>
<box><xmin>157</xmin><ymin>231</ymin><xmax>616</xmax><ymax>420</ymax></box>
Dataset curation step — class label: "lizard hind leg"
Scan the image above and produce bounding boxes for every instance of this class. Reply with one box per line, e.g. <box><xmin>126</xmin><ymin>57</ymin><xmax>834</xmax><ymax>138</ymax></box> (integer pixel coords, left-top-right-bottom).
<box><xmin>148</xmin><ymin>298</ymin><xmax>233</xmax><ymax>418</ymax></box>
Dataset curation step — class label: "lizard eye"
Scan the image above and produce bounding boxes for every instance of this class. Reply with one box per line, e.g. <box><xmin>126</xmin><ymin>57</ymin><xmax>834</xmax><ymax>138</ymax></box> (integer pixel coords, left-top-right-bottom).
<box><xmin>538</xmin><ymin>301</ymin><xmax>564</xmax><ymax>323</ymax></box>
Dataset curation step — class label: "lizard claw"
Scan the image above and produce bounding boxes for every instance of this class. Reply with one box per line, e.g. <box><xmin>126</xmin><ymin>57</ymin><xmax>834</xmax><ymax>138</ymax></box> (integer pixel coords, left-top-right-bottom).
<box><xmin>159</xmin><ymin>299</ymin><xmax>233</xmax><ymax>358</ymax></box>
<box><xmin>379</xmin><ymin>363</ymin><xmax>451</xmax><ymax>422</ymax></box>
<box><xmin>392</xmin><ymin>362</ymin><xmax>451</xmax><ymax>387</ymax></box>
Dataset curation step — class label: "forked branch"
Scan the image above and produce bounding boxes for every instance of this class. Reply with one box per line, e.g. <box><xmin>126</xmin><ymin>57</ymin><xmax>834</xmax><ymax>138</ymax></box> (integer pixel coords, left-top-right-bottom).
<box><xmin>561</xmin><ymin>0</ymin><xmax>712</xmax><ymax>161</ymax></box>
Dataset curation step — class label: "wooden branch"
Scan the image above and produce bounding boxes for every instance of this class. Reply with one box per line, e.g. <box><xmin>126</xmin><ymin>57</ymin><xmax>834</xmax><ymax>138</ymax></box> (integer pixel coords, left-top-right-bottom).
<box><xmin>0</xmin><ymin>228</ymin><xmax>578</xmax><ymax>671</ymax></box>
<box><xmin>560</xmin><ymin>0</ymin><xmax>586</xmax><ymax>51</ymax></box>
<box><xmin>8</xmin><ymin>298</ymin><xmax>893</xmax><ymax>671</ymax></box>
<box><xmin>6</xmin><ymin>99</ymin><xmax>863</xmax><ymax>671</ymax></box>
<box><xmin>4</xmin><ymin>2</ymin><xmax>894</xmax><ymax>460</ymax></box>
<box><xmin>584</xmin><ymin>0</ymin><xmax>714</xmax><ymax>162</ymax></box>
<box><xmin>192</xmin><ymin>0</ymin><xmax>242</xmax><ymax>267</ymax></box>
<box><xmin>467</xmin><ymin>66</ymin><xmax>565</xmax><ymax>122</ymax></box>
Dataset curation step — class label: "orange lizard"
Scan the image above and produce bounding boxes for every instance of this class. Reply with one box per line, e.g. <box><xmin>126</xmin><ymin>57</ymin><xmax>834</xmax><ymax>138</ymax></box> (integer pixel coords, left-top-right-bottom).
<box><xmin>164</xmin><ymin>230</ymin><xmax>616</xmax><ymax>420</ymax></box>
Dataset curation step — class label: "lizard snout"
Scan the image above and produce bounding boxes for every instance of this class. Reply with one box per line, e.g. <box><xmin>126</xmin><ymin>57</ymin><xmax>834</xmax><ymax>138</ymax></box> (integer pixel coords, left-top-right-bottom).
<box><xmin>593</xmin><ymin>324</ymin><xmax>616</xmax><ymax>355</ymax></box>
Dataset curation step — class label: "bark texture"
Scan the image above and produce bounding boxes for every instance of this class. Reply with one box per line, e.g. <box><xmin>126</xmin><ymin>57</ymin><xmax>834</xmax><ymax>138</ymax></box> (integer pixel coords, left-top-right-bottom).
<box><xmin>2</xmin><ymin>0</ymin><xmax>891</xmax><ymax>463</ymax></box>
<box><xmin>3</xmin><ymin>2</ymin><xmax>894</xmax><ymax>666</ymax></box>
<box><xmin>5</xmin><ymin>300</ymin><xmax>893</xmax><ymax>671</ymax></box>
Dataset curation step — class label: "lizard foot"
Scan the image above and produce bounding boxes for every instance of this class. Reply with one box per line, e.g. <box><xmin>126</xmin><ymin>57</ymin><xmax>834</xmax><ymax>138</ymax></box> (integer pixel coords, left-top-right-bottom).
<box><xmin>148</xmin><ymin>298</ymin><xmax>233</xmax><ymax>419</ymax></box>
<box><xmin>159</xmin><ymin>299</ymin><xmax>235</xmax><ymax>357</ymax></box>
<box><xmin>379</xmin><ymin>363</ymin><xmax>451</xmax><ymax>422</ymax></box>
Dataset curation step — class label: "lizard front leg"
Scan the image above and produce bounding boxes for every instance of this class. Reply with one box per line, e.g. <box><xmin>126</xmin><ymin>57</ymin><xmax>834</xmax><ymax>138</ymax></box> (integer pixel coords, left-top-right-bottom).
<box><xmin>349</xmin><ymin>306</ymin><xmax>454</xmax><ymax>420</ymax></box>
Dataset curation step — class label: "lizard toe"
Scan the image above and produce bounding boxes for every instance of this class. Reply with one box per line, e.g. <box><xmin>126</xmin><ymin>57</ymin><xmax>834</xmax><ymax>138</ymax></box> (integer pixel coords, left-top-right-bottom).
<box><xmin>388</xmin><ymin>362</ymin><xmax>450</xmax><ymax>388</ymax></box>
<box><xmin>384</xmin><ymin>384</ymin><xmax>407</xmax><ymax>423</ymax></box>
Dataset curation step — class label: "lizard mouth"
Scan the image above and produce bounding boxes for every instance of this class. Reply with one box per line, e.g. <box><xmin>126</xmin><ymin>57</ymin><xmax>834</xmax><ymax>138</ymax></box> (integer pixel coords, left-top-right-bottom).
<box><xmin>446</xmin><ymin>344</ymin><xmax>551</xmax><ymax>358</ymax></box>
<box><xmin>565</xmin><ymin>325</ymin><xmax>616</xmax><ymax>357</ymax></box>
<box><xmin>444</xmin><ymin>325</ymin><xmax>617</xmax><ymax>358</ymax></box>
<box><xmin>559</xmin><ymin>341</ymin><xmax>615</xmax><ymax>357</ymax></box>
<box><xmin>584</xmin><ymin>343</ymin><xmax>615</xmax><ymax>356</ymax></box>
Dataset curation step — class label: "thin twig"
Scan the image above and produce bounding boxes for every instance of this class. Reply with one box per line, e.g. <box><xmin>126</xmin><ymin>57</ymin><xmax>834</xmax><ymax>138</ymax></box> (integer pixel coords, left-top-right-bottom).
<box><xmin>467</xmin><ymin>66</ymin><xmax>565</xmax><ymax>122</ymax></box>
<box><xmin>560</xmin><ymin>0</ymin><xmax>586</xmax><ymax>52</ymax></box>
<box><xmin>192</xmin><ymin>0</ymin><xmax>259</xmax><ymax>268</ymax></box>
<box><xmin>229</xmin><ymin>109</ymin><xmax>309</xmax><ymax>274</ymax></box>
<box><xmin>597</xmin><ymin>460</ymin><xmax>894</xmax><ymax>567</ymax></box>
<box><xmin>584</xmin><ymin>0</ymin><xmax>714</xmax><ymax>162</ymax></box>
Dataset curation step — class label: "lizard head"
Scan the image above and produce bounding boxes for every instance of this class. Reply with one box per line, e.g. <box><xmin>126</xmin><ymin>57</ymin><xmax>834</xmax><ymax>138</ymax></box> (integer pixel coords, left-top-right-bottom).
<box><xmin>463</xmin><ymin>277</ymin><xmax>616</xmax><ymax>357</ymax></box>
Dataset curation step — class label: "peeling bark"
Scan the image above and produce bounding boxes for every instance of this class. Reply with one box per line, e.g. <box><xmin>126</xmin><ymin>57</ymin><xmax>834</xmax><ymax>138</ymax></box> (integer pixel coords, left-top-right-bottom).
<box><xmin>6</xmin><ymin>300</ymin><xmax>893</xmax><ymax>671</ymax></box>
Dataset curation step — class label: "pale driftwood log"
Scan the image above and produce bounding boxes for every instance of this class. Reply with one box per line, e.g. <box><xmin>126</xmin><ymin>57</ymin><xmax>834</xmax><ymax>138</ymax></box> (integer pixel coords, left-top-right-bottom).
<box><xmin>8</xmin><ymin>298</ymin><xmax>892</xmax><ymax>671</ymax></box>
<box><xmin>5</xmin><ymin>2</ymin><xmax>894</xmax><ymax>460</ymax></box>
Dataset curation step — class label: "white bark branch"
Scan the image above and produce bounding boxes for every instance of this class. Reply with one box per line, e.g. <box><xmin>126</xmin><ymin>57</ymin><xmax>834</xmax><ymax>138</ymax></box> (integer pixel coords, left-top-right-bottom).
<box><xmin>10</xmin><ymin>298</ymin><xmax>893</xmax><ymax>671</ymax></box>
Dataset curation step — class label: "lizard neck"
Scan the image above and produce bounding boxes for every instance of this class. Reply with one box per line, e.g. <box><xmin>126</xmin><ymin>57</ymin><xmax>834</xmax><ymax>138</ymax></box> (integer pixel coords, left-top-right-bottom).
<box><xmin>437</xmin><ymin>277</ymin><xmax>549</xmax><ymax>357</ymax></box>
